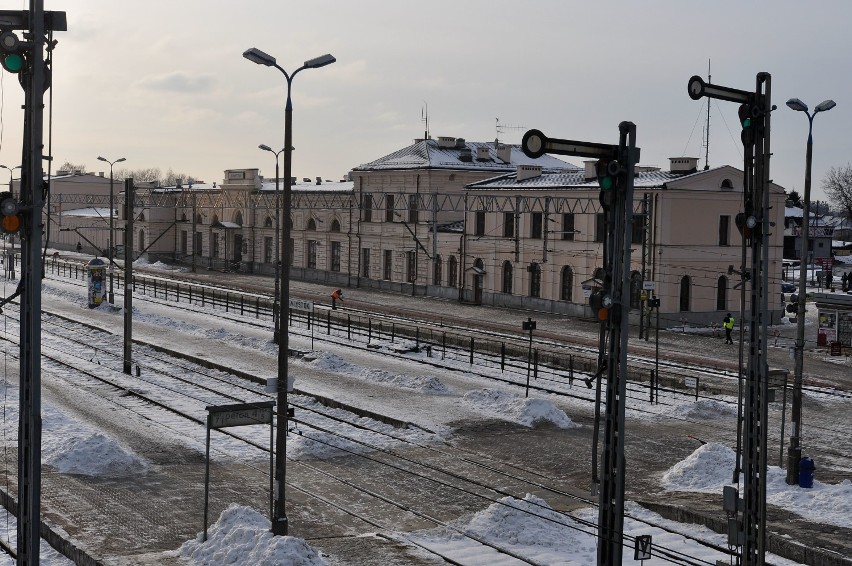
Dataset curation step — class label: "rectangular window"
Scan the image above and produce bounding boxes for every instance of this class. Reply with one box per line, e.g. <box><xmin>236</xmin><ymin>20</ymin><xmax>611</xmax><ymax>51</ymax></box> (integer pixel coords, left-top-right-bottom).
<box><xmin>631</xmin><ymin>214</ymin><xmax>645</xmax><ymax>245</ymax></box>
<box><xmin>595</xmin><ymin>213</ymin><xmax>606</xmax><ymax>242</ymax></box>
<box><xmin>474</xmin><ymin>210</ymin><xmax>486</xmax><ymax>236</ymax></box>
<box><xmin>180</xmin><ymin>230</ymin><xmax>188</xmax><ymax>255</ymax></box>
<box><xmin>407</xmin><ymin>251</ymin><xmax>416</xmax><ymax>282</ymax></box>
<box><xmin>385</xmin><ymin>194</ymin><xmax>395</xmax><ymax>222</ymax></box>
<box><xmin>719</xmin><ymin>215</ymin><xmax>730</xmax><ymax>246</ymax></box>
<box><xmin>212</xmin><ymin>236</ymin><xmax>220</xmax><ymax>258</ymax></box>
<box><xmin>307</xmin><ymin>240</ymin><xmax>317</xmax><ymax>269</ymax></box>
<box><xmin>361</xmin><ymin>248</ymin><xmax>371</xmax><ymax>278</ymax></box>
<box><xmin>330</xmin><ymin>241</ymin><xmax>341</xmax><ymax>272</ymax></box>
<box><xmin>362</xmin><ymin>193</ymin><xmax>373</xmax><ymax>222</ymax></box>
<box><xmin>264</xmin><ymin>236</ymin><xmax>273</xmax><ymax>264</ymax></box>
<box><xmin>530</xmin><ymin>212</ymin><xmax>543</xmax><ymax>239</ymax></box>
<box><xmin>503</xmin><ymin>212</ymin><xmax>515</xmax><ymax>238</ymax></box>
<box><xmin>383</xmin><ymin>249</ymin><xmax>393</xmax><ymax>280</ymax></box>
<box><xmin>562</xmin><ymin>213</ymin><xmax>575</xmax><ymax>241</ymax></box>
<box><xmin>408</xmin><ymin>194</ymin><xmax>419</xmax><ymax>223</ymax></box>
<box><xmin>194</xmin><ymin>232</ymin><xmax>202</xmax><ymax>256</ymax></box>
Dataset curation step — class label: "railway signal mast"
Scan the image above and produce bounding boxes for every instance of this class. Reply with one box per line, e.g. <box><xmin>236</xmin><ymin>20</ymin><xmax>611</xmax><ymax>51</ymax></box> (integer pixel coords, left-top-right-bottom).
<box><xmin>688</xmin><ymin>73</ymin><xmax>775</xmax><ymax>565</ymax></box>
<box><xmin>0</xmin><ymin>2</ymin><xmax>66</xmax><ymax>564</ymax></box>
<box><xmin>523</xmin><ymin>123</ymin><xmax>639</xmax><ymax>565</ymax></box>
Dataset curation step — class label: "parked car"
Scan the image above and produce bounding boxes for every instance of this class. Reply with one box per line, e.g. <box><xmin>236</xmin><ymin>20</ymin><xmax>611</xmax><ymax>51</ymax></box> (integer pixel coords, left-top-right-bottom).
<box><xmin>781</xmin><ymin>282</ymin><xmax>796</xmax><ymax>293</ymax></box>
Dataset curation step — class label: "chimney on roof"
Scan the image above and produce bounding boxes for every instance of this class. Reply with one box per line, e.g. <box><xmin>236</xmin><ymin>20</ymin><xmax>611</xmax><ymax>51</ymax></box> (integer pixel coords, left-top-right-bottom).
<box><xmin>496</xmin><ymin>144</ymin><xmax>511</xmax><ymax>163</ymax></box>
<box><xmin>455</xmin><ymin>137</ymin><xmax>466</xmax><ymax>148</ymax></box>
<box><xmin>669</xmin><ymin>157</ymin><xmax>699</xmax><ymax>174</ymax></box>
<box><xmin>476</xmin><ymin>147</ymin><xmax>491</xmax><ymax>161</ymax></box>
<box><xmin>584</xmin><ymin>160</ymin><xmax>597</xmax><ymax>181</ymax></box>
<box><xmin>316</xmin><ymin>176</ymin><xmax>322</xmax><ymax>185</ymax></box>
<box><xmin>437</xmin><ymin>136</ymin><xmax>456</xmax><ymax>148</ymax></box>
<box><xmin>459</xmin><ymin>148</ymin><xmax>473</xmax><ymax>162</ymax></box>
<box><xmin>516</xmin><ymin>165</ymin><xmax>542</xmax><ymax>181</ymax></box>
<box><xmin>99</xmin><ymin>172</ymin><xmax>105</xmax><ymax>177</ymax></box>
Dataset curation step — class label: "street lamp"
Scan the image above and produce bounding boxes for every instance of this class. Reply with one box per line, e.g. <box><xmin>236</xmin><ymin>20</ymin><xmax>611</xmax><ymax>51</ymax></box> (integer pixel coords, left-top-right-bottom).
<box><xmin>243</xmin><ymin>47</ymin><xmax>335</xmax><ymax>536</ymax></box>
<box><xmin>259</xmin><ymin>144</ymin><xmax>284</xmax><ymax>344</ymax></box>
<box><xmin>97</xmin><ymin>156</ymin><xmax>126</xmax><ymax>304</ymax></box>
<box><xmin>785</xmin><ymin>97</ymin><xmax>835</xmax><ymax>485</ymax></box>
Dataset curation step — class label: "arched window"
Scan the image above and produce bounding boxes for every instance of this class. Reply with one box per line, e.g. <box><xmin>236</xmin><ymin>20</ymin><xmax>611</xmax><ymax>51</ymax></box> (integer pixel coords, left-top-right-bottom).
<box><xmin>594</xmin><ymin>267</ymin><xmax>605</xmax><ymax>282</ymax></box>
<box><xmin>138</xmin><ymin>212</ymin><xmax>145</xmax><ymax>222</ymax></box>
<box><xmin>721</xmin><ymin>178</ymin><xmax>734</xmax><ymax>190</ymax></box>
<box><xmin>560</xmin><ymin>266</ymin><xmax>573</xmax><ymax>302</ymax></box>
<box><xmin>528</xmin><ymin>262</ymin><xmax>541</xmax><ymax>298</ymax></box>
<box><xmin>180</xmin><ymin>212</ymin><xmax>187</xmax><ymax>222</ymax></box>
<box><xmin>433</xmin><ymin>255</ymin><xmax>442</xmax><ymax>285</ymax></box>
<box><xmin>264</xmin><ymin>216</ymin><xmax>273</xmax><ymax>228</ymax></box>
<box><xmin>630</xmin><ymin>271</ymin><xmax>642</xmax><ymax>309</ymax></box>
<box><xmin>212</xmin><ymin>214</ymin><xmax>219</xmax><ymax>225</ymax></box>
<box><xmin>196</xmin><ymin>213</ymin><xmax>203</xmax><ymax>224</ymax></box>
<box><xmin>306</xmin><ymin>218</ymin><xmax>317</xmax><ymax>231</ymax></box>
<box><xmin>502</xmin><ymin>261</ymin><xmax>513</xmax><ymax>294</ymax></box>
<box><xmin>679</xmin><ymin>275</ymin><xmax>691</xmax><ymax>312</ymax></box>
<box><xmin>330</xmin><ymin>219</ymin><xmax>341</xmax><ymax>232</ymax></box>
<box><xmin>234</xmin><ymin>211</ymin><xmax>243</xmax><ymax>226</ymax></box>
<box><xmin>448</xmin><ymin>256</ymin><xmax>458</xmax><ymax>287</ymax></box>
<box><xmin>717</xmin><ymin>276</ymin><xmax>728</xmax><ymax>311</ymax></box>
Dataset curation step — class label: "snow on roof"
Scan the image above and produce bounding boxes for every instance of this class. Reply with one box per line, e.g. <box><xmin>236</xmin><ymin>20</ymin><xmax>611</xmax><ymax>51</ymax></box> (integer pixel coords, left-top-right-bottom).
<box><xmin>354</xmin><ymin>138</ymin><xmax>578</xmax><ymax>172</ymax></box>
<box><xmin>60</xmin><ymin>207</ymin><xmax>112</xmax><ymax>217</ymax></box>
<box><xmin>466</xmin><ymin>168</ymin><xmax>684</xmax><ymax>191</ymax></box>
<box><xmin>259</xmin><ymin>179</ymin><xmax>353</xmax><ymax>193</ymax></box>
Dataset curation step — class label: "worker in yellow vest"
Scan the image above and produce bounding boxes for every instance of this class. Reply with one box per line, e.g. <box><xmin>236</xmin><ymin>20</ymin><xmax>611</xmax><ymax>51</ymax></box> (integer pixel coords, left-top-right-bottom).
<box><xmin>723</xmin><ymin>313</ymin><xmax>734</xmax><ymax>344</ymax></box>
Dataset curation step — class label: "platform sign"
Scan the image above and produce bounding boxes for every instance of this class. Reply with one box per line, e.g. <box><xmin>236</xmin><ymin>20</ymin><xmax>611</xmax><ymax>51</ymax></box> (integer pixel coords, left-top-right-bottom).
<box><xmin>642</xmin><ymin>280</ymin><xmax>655</xmax><ymax>290</ymax></box>
<box><xmin>204</xmin><ymin>401</ymin><xmax>276</xmax><ymax>542</ymax></box>
<box><xmin>289</xmin><ymin>298</ymin><xmax>314</xmax><ymax>312</ymax></box>
<box><xmin>208</xmin><ymin>402</ymin><xmax>274</xmax><ymax>429</ymax></box>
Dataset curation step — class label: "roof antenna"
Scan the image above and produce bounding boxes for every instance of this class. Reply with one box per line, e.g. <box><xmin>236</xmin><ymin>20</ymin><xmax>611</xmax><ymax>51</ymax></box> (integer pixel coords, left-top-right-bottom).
<box><xmin>703</xmin><ymin>59</ymin><xmax>711</xmax><ymax>170</ymax></box>
<box><xmin>496</xmin><ymin>117</ymin><xmax>525</xmax><ymax>146</ymax></box>
<box><xmin>421</xmin><ymin>101</ymin><xmax>430</xmax><ymax>140</ymax></box>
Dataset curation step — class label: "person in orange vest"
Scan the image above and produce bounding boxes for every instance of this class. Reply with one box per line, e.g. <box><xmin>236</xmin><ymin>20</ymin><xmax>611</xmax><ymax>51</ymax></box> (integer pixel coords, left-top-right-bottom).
<box><xmin>331</xmin><ymin>288</ymin><xmax>343</xmax><ymax>310</ymax></box>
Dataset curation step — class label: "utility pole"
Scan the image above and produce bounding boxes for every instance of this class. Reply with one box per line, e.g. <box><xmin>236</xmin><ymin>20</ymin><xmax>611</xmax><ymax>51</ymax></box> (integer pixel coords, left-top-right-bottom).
<box><xmin>689</xmin><ymin>72</ymin><xmax>775</xmax><ymax>565</ymax></box>
<box><xmin>0</xmin><ymin>4</ymin><xmax>66</xmax><ymax>564</ymax></box>
<box><xmin>124</xmin><ymin>178</ymin><xmax>134</xmax><ymax>374</ymax></box>
<box><xmin>522</xmin><ymin>124</ymin><xmax>639</xmax><ymax>565</ymax></box>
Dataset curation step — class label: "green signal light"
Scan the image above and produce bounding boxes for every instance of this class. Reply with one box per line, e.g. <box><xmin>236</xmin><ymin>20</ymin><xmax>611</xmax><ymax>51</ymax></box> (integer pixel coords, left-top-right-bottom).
<box><xmin>2</xmin><ymin>53</ymin><xmax>23</xmax><ymax>73</ymax></box>
<box><xmin>599</xmin><ymin>176</ymin><xmax>613</xmax><ymax>191</ymax></box>
<box><xmin>742</xmin><ymin>117</ymin><xmax>751</xmax><ymax>128</ymax></box>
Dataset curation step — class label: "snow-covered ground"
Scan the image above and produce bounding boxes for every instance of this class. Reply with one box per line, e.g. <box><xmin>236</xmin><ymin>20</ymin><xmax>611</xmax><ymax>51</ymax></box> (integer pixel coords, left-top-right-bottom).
<box><xmin>0</xmin><ymin>267</ymin><xmax>848</xmax><ymax>564</ymax></box>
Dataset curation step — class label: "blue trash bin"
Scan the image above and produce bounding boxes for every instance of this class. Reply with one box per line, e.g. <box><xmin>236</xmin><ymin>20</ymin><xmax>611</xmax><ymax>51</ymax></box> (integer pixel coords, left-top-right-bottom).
<box><xmin>798</xmin><ymin>456</ymin><xmax>815</xmax><ymax>488</ymax></box>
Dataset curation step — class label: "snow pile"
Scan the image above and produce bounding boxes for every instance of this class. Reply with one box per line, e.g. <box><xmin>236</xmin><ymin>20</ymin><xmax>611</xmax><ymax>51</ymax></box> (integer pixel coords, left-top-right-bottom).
<box><xmin>407</xmin><ymin>494</ymin><xmax>596</xmax><ymax>565</ymax></box>
<box><xmin>462</xmin><ymin>389</ymin><xmax>577</xmax><ymax>428</ymax></box>
<box><xmin>666</xmin><ymin>398</ymin><xmax>737</xmax><ymax>420</ymax></box>
<box><xmin>178</xmin><ymin>504</ymin><xmax>327</xmax><ymax>565</ymax></box>
<box><xmin>663</xmin><ymin>443</ymin><xmax>852</xmax><ymax>529</ymax></box>
<box><xmin>133</xmin><ymin>258</ymin><xmax>187</xmax><ymax>272</ymax></box>
<box><xmin>306</xmin><ymin>352</ymin><xmax>448</xmax><ymax>393</ymax></box>
<box><xmin>661</xmin><ymin>442</ymin><xmax>735</xmax><ymax>491</ymax></box>
<box><xmin>47</xmin><ymin>432</ymin><xmax>148</xmax><ymax>477</ymax></box>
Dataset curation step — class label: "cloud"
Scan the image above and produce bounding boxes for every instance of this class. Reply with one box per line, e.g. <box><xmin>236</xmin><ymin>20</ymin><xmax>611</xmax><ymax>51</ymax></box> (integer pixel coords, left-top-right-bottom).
<box><xmin>137</xmin><ymin>72</ymin><xmax>215</xmax><ymax>93</ymax></box>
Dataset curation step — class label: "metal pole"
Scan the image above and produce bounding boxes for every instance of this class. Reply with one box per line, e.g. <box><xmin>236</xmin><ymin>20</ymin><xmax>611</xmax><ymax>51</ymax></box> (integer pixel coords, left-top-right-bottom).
<box><xmin>108</xmin><ymin>164</ymin><xmax>115</xmax><ymax>303</ymax></box>
<box><xmin>124</xmin><ymin>178</ymin><xmax>134</xmax><ymax>374</ymax></box>
<box><xmin>274</xmin><ymin>156</ymin><xmax>281</xmax><ymax>343</ymax></box>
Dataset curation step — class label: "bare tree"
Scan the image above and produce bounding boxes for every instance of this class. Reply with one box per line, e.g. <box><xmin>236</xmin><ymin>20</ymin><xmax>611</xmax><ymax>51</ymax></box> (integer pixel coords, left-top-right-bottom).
<box><xmin>56</xmin><ymin>161</ymin><xmax>87</xmax><ymax>174</ymax></box>
<box><xmin>822</xmin><ymin>164</ymin><xmax>852</xmax><ymax>221</ymax></box>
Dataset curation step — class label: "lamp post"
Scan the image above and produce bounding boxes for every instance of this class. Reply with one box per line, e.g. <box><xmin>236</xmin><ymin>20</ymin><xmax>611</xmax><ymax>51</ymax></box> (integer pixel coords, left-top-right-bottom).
<box><xmin>0</xmin><ymin>165</ymin><xmax>20</xmax><ymax>252</ymax></box>
<box><xmin>259</xmin><ymin>144</ymin><xmax>284</xmax><ymax>345</ymax></box>
<box><xmin>243</xmin><ymin>47</ymin><xmax>335</xmax><ymax>536</ymax></box>
<box><xmin>785</xmin><ymin>97</ymin><xmax>835</xmax><ymax>485</ymax></box>
<box><xmin>97</xmin><ymin>155</ymin><xmax>126</xmax><ymax>304</ymax></box>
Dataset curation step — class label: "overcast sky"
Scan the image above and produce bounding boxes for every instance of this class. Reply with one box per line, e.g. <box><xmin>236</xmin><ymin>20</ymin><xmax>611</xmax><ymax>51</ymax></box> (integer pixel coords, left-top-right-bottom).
<box><xmin>1</xmin><ymin>1</ymin><xmax>849</xmax><ymax>202</ymax></box>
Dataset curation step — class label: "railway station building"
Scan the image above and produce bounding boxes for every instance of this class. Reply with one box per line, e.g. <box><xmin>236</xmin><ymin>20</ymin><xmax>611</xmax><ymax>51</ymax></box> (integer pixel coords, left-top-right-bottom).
<box><xmin>40</xmin><ymin>137</ymin><xmax>787</xmax><ymax>328</ymax></box>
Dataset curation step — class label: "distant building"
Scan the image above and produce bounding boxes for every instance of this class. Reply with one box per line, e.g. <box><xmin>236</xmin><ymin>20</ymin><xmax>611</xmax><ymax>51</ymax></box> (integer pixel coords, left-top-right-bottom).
<box><xmin>44</xmin><ymin>138</ymin><xmax>788</xmax><ymax>327</ymax></box>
